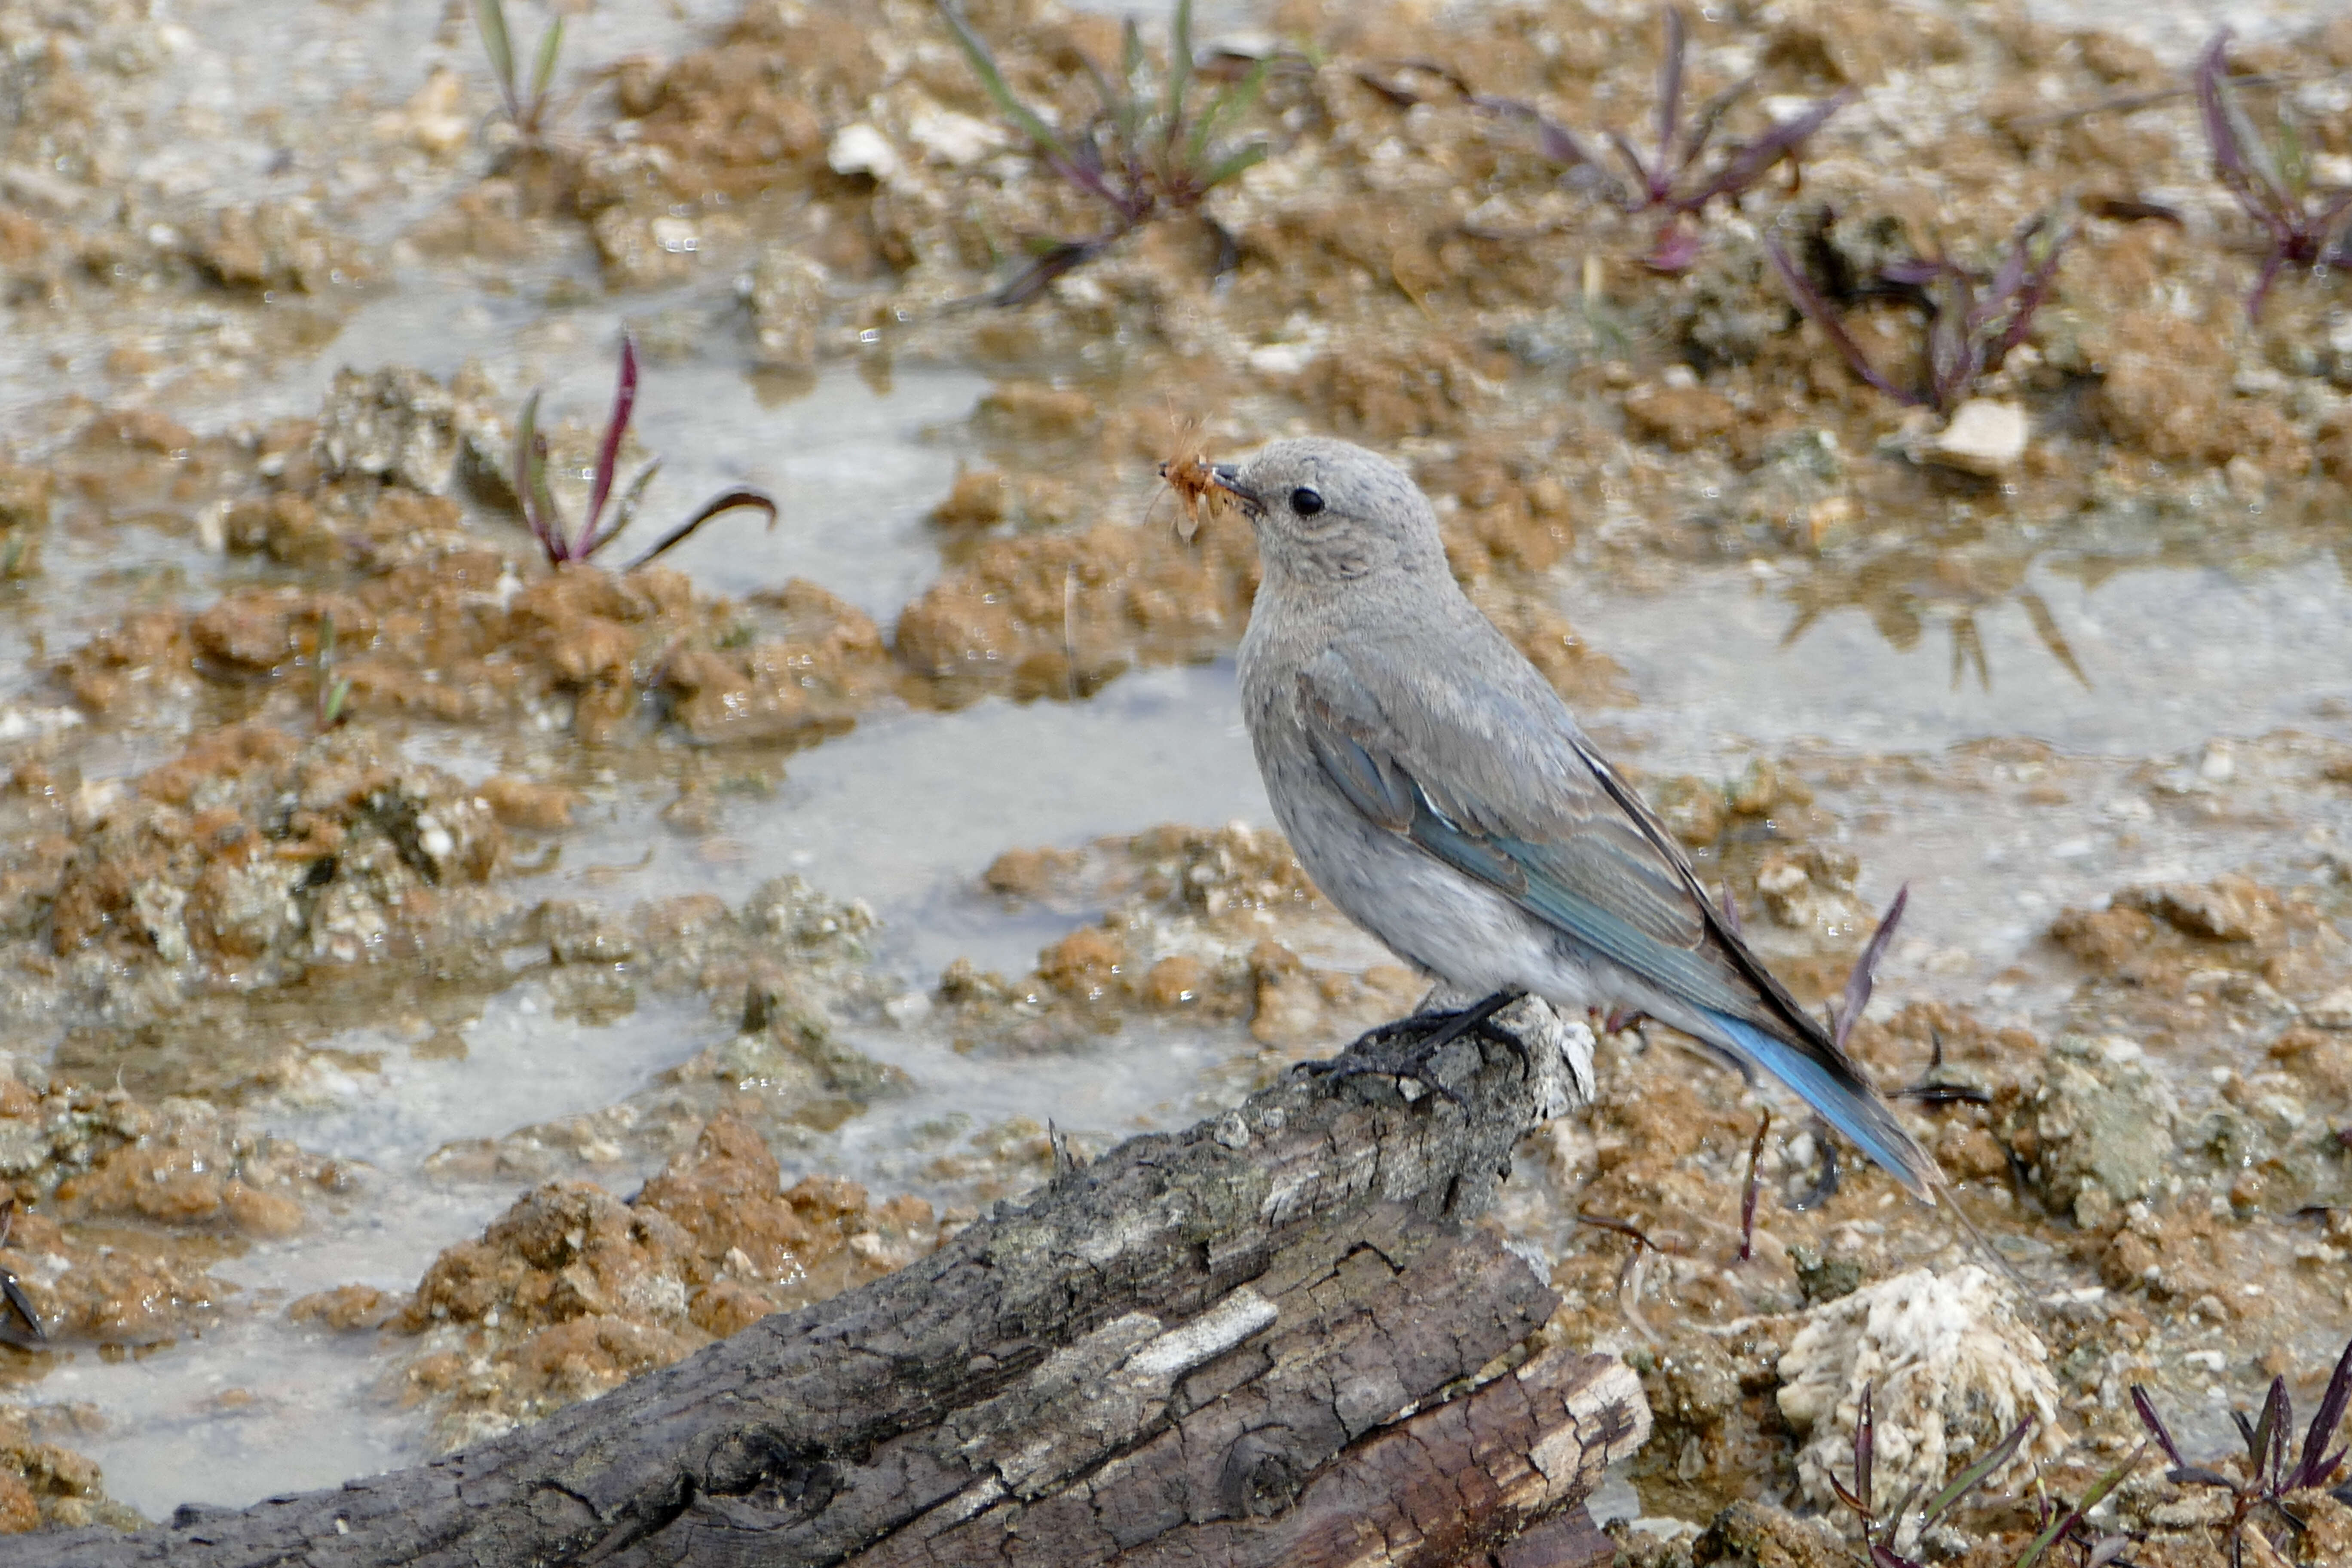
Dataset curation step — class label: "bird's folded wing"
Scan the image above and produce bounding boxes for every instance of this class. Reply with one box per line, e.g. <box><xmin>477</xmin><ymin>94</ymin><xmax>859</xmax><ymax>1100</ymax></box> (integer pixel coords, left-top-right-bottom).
<box><xmin>1294</xmin><ymin>646</ymin><xmax>1942</xmax><ymax>1199</ymax></box>
<box><xmin>1294</xmin><ymin>650</ymin><xmax>1770</xmax><ymax>1024</ymax></box>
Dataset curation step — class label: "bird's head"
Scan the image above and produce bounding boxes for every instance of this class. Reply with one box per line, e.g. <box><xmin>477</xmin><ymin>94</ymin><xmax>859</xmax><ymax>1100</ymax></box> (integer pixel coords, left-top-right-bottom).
<box><xmin>1210</xmin><ymin>437</ymin><xmax>1451</xmax><ymax>588</ymax></box>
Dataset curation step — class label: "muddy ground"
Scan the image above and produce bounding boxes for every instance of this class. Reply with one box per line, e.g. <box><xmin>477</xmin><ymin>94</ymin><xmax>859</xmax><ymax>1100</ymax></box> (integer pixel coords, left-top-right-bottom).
<box><xmin>0</xmin><ymin>0</ymin><xmax>2347</xmax><ymax>1559</ymax></box>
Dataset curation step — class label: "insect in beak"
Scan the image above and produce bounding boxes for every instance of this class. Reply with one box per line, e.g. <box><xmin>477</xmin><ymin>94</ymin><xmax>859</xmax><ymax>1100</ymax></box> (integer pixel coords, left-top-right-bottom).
<box><xmin>1210</xmin><ymin>465</ymin><xmax>1263</xmax><ymax>514</ymax></box>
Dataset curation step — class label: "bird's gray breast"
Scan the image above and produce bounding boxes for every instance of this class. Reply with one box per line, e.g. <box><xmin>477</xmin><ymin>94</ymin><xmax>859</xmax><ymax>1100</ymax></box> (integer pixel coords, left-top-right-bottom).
<box><xmin>1238</xmin><ymin>606</ymin><xmax>1581</xmax><ymax>997</ymax></box>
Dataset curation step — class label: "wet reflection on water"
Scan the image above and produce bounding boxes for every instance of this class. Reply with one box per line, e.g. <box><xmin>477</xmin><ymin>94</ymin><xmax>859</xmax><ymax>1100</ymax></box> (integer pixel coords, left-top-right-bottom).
<box><xmin>1565</xmin><ymin>551</ymin><xmax>2352</xmax><ymax>763</ymax></box>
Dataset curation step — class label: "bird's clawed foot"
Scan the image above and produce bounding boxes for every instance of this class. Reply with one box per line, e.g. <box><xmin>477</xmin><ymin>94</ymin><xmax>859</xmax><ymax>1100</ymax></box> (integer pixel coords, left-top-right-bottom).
<box><xmin>1788</xmin><ymin>1121</ymin><xmax>1841</xmax><ymax>1210</ymax></box>
<box><xmin>1293</xmin><ymin>988</ymin><xmax>1528</xmax><ymax>1106</ymax></box>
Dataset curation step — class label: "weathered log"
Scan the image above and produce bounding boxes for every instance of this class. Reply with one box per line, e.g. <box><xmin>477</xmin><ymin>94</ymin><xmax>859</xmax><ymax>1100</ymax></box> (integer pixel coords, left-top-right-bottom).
<box><xmin>8</xmin><ymin>1000</ymin><xmax>1647</xmax><ymax>1566</ymax></box>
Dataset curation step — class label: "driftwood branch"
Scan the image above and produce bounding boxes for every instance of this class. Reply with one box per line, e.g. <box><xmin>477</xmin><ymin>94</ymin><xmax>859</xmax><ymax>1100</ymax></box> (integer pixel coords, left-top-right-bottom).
<box><xmin>11</xmin><ymin>1000</ymin><xmax>1647</xmax><ymax>1566</ymax></box>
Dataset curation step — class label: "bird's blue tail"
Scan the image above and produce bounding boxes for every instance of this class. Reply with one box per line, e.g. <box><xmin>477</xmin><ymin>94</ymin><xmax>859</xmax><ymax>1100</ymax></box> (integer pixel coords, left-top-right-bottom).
<box><xmin>1702</xmin><ymin>1008</ymin><xmax>1937</xmax><ymax>1202</ymax></box>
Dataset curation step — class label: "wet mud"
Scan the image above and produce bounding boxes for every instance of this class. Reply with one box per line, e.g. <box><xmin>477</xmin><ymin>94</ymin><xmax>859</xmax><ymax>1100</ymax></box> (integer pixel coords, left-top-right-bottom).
<box><xmin>0</xmin><ymin>0</ymin><xmax>2345</xmax><ymax>1558</ymax></box>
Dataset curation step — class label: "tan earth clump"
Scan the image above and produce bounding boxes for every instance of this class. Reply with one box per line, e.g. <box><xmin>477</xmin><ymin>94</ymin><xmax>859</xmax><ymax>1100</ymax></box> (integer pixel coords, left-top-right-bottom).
<box><xmin>941</xmin><ymin>822</ymin><xmax>1427</xmax><ymax>1054</ymax></box>
<box><xmin>56</xmin><ymin>552</ymin><xmax>893</xmax><ymax>750</ymax></box>
<box><xmin>49</xmin><ymin>1102</ymin><xmax>336</xmax><ymax>1241</ymax></box>
<box><xmin>389</xmin><ymin>1114</ymin><xmax>940</xmax><ymax>1449</ymax></box>
<box><xmin>895</xmin><ymin>505</ymin><xmax>1259</xmax><ymax>705</ymax></box>
<box><xmin>0</xmin><ymin>1074</ymin><xmax>341</xmax><ymax>1345</ymax></box>
<box><xmin>0</xmin><ymin>1405</ymin><xmax>140</xmax><ymax>1534</ymax></box>
<box><xmin>6</xmin><ymin>725</ymin><xmax>507</xmax><ymax>992</ymax></box>
<box><xmin>2051</xmin><ymin>874</ymin><xmax>2351</xmax><ymax>1042</ymax></box>
<box><xmin>573</xmin><ymin>9</ymin><xmax>881</xmax><ymax>287</ymax></box>
<box><xmin>46</xmin><ymin>365</ymin><xmax>897</xmax><ymax>748</ymax></box>
<box><xmin>0</xmin><ymin>462</ymin><xmax>52</xmax><ymax>577</ymax></box>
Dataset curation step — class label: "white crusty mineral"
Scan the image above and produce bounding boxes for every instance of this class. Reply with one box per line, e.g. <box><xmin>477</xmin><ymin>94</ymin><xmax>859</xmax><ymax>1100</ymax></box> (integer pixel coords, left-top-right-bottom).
<box><xmin>1777</xmin><ymin>1265</ymin><xmax>2065</xmax><ymax>1550</ymax></box>
<box><xmin>826</xmin><ymin>124</ymin><xmax>901</xmax><ymax>183</ymax></box>
<box><xmin>1925</xmin><ymin>398</ymin><xmax>2029</xmax><ymax>475</ymax></box>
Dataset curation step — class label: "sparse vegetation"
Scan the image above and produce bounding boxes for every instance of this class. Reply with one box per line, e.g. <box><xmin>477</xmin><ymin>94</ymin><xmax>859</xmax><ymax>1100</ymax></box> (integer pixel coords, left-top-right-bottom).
<box><xmin>475</xmin><ymin>0</ymin><xmax>567</xmax><ymax>147</ymax></box>
<box><xmin>315</xmin><ymin>613</ymin><xmax>352</xmax><ymax>731</ymax></box>
<box><xmin>512</xmin><ymin>334</ymin><xmax>778</xmax><ymax>569</ymax></box>
<box><xmin>1833</xmin><ymin>1379</ymin><xmax>2138</xmax><ymax>1567</ymax></box>
<box><xmin>2131</xmin><ymin>1332</ymin><xmax>2352</xmax><ymax>1566</ymax></box>
<box><xmin>18</xmin><ymin>0</ymin><xmax>2352</xmax><ymax>1543</ymax></box>
<box><xmin>1481</xmin><ymin>5</ymin><xmax>1850</xmax><ymax>272</ymax></box>
<box><xmin>2194</xmin><ymin>31</ymin><xmax>2352</xmax><ymax>319</ymax></box>
<box><xmin>1767</xmin><ymin>212</ymin><xmax>2072</xmax><ymax>414</ymax></box>
<box><xmin>934</xmin><ymin>0</ymin><xmax>1270</xmax><ymax>304</ymax></box>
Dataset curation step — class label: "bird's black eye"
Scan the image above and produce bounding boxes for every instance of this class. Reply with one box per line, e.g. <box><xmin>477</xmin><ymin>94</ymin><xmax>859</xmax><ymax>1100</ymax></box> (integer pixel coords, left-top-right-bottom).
<box><xmin>1290</xmin><ymin>486</ymin><xmax>1325</xmax><ymax>516</ymax></box>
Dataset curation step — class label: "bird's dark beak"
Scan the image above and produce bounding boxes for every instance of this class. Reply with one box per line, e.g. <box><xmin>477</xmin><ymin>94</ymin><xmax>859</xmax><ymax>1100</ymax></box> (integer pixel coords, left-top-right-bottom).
<box><xmin>1210</xmin><ymin>464</ymin><xmax>1262</xmax><ymax>513</ymax></box>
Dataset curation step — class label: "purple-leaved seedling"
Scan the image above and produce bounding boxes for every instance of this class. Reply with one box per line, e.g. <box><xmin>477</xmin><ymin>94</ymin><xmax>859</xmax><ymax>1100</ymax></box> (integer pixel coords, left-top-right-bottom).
<box><xmin>1833</xmin><ymin>1379</ymin><xmax>2135</xmax><ymax>1568</ymax></box>
<box><xmin>1767</xmin><ymin>214</ymin><xmax>2072</xmax><ymax>415</ymax></box>
<box><xmin>512</xmin><ymin>335</ymin><xmax>777</xmax><ymax>570</ymax></box>
<box><xmin>2194</xmin><ymin>30</ymin><xmax>2352</xmax><ymax>320</ymax></box>
<box><xmin>1781</xmin><ymin>886</ymin><xmax>1904</xmax><ymax>1211</ymax></box>
<box><xmin>1480</xmin><ymin>5</ymin><xmax>1851</xmax><ymax>272</ymax></box>
<box><xmin>2132</xmin><ymin>1332</ymin><xmax>2352</xmax><ymax>1566</ymax></box>
<box><xmin>1738</xmin><ymin>1106</ymin><xmax>1770</xmax><ymax>1262</ymax></box>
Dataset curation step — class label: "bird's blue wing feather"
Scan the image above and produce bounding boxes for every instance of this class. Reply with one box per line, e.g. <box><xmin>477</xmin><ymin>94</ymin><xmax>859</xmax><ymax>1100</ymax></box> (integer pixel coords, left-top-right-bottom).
<box><xmin>1701</xmin><ymin>1009</ymin><xmax>1935</xmax><ymax>1196</ymax></box>
<box><xmin>1413</xmin><ymin>794</ymin><xmax>1933</xmax><ymax>1198</ymax></box>
<box><xmin>1404</xmin><ymin>805</ymin><xmax>1748</xmax><ymax>1020</ymax></box>
<box><xmin>1295</xmin><ymin>655</ymin><xmax>1938</xmax><ymax>1200</ymax></box>
<box><xmin>1302</xmin><ymin>719</ymin><xmax>1414</xmax><ymax>831</ymax></box>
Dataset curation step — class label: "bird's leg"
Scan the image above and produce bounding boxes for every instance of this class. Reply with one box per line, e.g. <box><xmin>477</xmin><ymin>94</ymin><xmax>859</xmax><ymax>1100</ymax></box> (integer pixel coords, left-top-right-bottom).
<box><xmin>1788</xmin><ymin>1118</ymin><xmax>1841</xmax><ymax>1210</ymax></box>
<box><xmin>1601</xmin><ymin>1007</ymin><xmax>1650</xmax><ymax>1037</ymax></box>
<box><xmin>1361</xmin><ymin>990</ymin><xmax>1536</xmax><ymax>1075</ymax></box>
<box><xmin>1295</xmin><ymin>988</ymin><xmax>1528</xmax><ymax>1105</ymax></box>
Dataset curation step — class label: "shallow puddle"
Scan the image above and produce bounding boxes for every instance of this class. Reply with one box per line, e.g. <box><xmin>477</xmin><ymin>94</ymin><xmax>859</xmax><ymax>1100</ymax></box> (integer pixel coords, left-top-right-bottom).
<box><xmin>1565</xmin><ymin>552</ymin><xmax>2352</xmax><ymax>1029</ymax></box>
<box><xmin>520</xmin><ymin>661</ymin><xmax>1270</xmax><ymax>974</ymax></box>
<box><xmin>0</xmin><ymin>0</ymin><xmax>2346</xmax><ymax>1551</ymax></box>
<box><xmin>1563</xmin><ymin>554</ymin><xmax>2352</xmax><ymax>762</ymax></box>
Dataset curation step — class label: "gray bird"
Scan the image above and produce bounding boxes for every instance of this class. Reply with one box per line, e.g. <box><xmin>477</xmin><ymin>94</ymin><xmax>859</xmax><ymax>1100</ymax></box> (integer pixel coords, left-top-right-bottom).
<box><xmin>1215</xmin><ymin>436</ymin><xmax>1940</xmax><ymax>1201</ymax></box>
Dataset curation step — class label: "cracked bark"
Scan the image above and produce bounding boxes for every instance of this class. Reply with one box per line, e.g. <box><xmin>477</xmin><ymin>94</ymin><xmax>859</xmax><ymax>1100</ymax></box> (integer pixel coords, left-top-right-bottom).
<box><xmin>8</xmin><ymin>1000</ymin><xmax>1648</xmax><ymax>1567</ymax></box>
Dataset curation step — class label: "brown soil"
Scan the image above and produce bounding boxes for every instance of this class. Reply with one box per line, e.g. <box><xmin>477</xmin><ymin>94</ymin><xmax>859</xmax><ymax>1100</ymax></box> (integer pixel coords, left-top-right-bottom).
<box><xmin>0</xmin><ymin>723</ymin><xmax>515</xmax><ymax>1040</ymax></box>
<box><xmin>1499</xmin><ymin>855</ymin><xmax>2352</xmax><ymax>1557</ymax></box>
<box><xmin>0</xmin><ymin>1404</ymin><xmax>139</xmax><ymax>1534</ymax></box>
<box><xmin>383</xmin><ymin>1112</ymin><xmax>941</xmax><ymax>1451</ymax></box>
<box><xmin>52</xmin><ymin>451</ymin><xmax>894</xmax><ymax>750</ymax></box>
<box><xmin>945</xmin><ymin>822</ymin><xmax>1419</xmax><ymax>1056</ymax></box>
<box><xmin>0</xmin><ymin>0</ymin><xmax>2349</xmax><ymax>1543</ymax></box>
<box><xmin>0</xmin><ymin>1065</ymin><xmax>352</xmax><ymax>1352</ymax></box>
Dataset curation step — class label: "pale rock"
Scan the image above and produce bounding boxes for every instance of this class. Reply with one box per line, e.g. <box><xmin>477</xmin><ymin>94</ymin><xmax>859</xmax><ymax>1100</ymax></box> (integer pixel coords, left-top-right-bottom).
<box><xmin>374</xmin><ymin>67</ymin><xmax>469</xmax><ymax>156</ymax></box>
<box><xmin>1925</xmin><ymin>398</ymin><xmax>2028</xmax><ymax>475</ymax></box>
<box><xmin>2223</xmin><ymin>454</ymin><xmax>2267</xmax><ymax>506</ymax></box>
<box><xmin>2306</xmin><ymin>986</ymin><xmax>2352</xmax><ymax>1029</ymax></box>
<box><xmin>1246</xmin><ymin>342</ymin><xmax>1314</xmax><ymax>377</ymax></box>
<box><xmin>749</xmin><ymin>249</ymin><xmax>830</xmax><ymax>371</ymax></box>
<box><xmin>826</xmin><ymin>123</ymin><xmax>900</xmax><ymax>182</ymax></box>
<box><xmin>403</xmin><ymin>68</ymin><xmax>470</xmax><ymax>156</ymax></box>
<box><xmin>0</xmin><ymin>1119</ymin><xmax>48</xmax><ymax>1178</ymax></box>
<box><xmin>0</xmin><ymin>706</ymin><xmax>81</xmax><ymax>741</ymax></box>
<box><xmin>907</xmin><ymin>106</ymin><xmax>1012</xmax><ymax>168</ymax></box>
